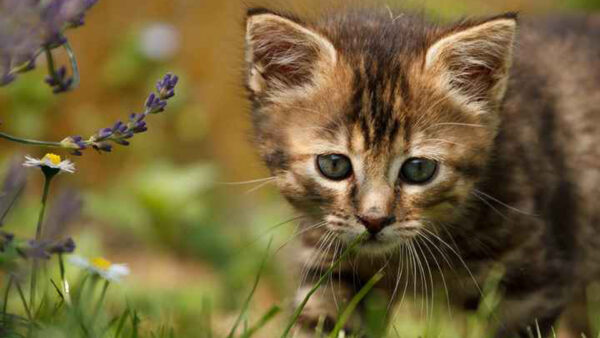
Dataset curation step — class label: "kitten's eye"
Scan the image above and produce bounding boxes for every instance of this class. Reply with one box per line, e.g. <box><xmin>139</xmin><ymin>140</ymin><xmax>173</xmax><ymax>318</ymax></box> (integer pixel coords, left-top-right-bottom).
<box><xmin>317</xmin><ymin>154</ymin><xmax>352</xmax><ymax>180</ymax></box>
<box><xmin>400</xmin><ymin>158</ymin><xmax>438</xmax><ymax>184</ymax></box>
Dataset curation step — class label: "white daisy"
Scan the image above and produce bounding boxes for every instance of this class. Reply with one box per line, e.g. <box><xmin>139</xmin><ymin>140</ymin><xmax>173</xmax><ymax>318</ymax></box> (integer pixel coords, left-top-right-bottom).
<box><xmin>69</xmin><ymin>255</ymin><xmax>130</xmax><ymax>282</ymax></box>
<box><xmin>23</xmin><ymin>153</ymin><xmax>75</xmax><ymax>173</ymax></box>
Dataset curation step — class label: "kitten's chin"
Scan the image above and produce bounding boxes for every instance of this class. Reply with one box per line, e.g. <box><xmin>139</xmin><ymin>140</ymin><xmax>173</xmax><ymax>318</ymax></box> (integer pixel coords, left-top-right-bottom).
<box><xmin>357</xmin><ymin>238</ymin><xmax>403</xmax><ymax>255</ymax></box>
<box><xmin>340</xmin><ymin>232</ymin><xmax>411</xmax><ymax>256</ymax></box>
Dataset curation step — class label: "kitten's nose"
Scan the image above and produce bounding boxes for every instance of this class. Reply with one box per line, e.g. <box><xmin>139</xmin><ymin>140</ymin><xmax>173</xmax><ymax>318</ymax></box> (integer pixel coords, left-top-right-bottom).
<box><xmin>357</xmin><ymin>214</ymin><xmax>396</xmax><ymax>234</ymax></box>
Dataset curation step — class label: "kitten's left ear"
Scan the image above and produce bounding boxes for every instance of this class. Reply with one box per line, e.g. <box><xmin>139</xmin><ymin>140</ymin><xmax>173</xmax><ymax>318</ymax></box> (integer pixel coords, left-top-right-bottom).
<box><xmin>425</xmin><ymin>13</ymin><xmax>518</xmax><ymax>108</ymax></box>
<box><xmin>245</xmin><ymin>9</ymin><xmax>337</xmax><ymax>96</ymax></box>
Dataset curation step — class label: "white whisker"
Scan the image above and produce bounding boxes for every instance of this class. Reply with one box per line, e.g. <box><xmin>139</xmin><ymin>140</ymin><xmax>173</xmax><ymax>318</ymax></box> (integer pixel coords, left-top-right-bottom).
<box><xmin>217</xmin><ymin>177</ymin><xmax>276</xmax><ymax>185</ymax></box>
<box><xmin>473</xmin><ymin>189</ymin><xmax>537</xmax><ymax>216</ymax></box>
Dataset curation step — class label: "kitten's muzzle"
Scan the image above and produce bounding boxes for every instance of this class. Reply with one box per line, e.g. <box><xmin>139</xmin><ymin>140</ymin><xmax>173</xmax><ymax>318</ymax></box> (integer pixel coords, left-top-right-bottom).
<box><xmin>357</xmin><ymin>214</ymin><xmax>396</xmax><ymax>235</ymax></box>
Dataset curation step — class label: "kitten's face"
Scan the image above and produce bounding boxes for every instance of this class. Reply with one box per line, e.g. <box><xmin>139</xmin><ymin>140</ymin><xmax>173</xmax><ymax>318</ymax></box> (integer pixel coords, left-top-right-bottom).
<box><xmin>245</xmin><ymin>9</ymin><xmax>516</xmax><ymax>254</ymax></box>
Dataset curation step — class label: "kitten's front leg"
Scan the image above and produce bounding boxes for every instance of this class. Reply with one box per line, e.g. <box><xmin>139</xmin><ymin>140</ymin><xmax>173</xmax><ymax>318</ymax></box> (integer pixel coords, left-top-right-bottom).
<box><xmin>292</xmin><ymin>278</ymin><xmax>362</xmax><ymax>336</ymax></box>
<box><xmin>494</xmin><ymin>282</ymin><xmax>571</xmax><ymax>337</ymax></box>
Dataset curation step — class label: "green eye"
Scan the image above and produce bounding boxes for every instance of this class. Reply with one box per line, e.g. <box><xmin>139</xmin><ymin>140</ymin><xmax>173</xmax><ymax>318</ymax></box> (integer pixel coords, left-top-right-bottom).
<box><xmin>400</xmin><ymin>158</ymin><xmax>438</xmax><ymax>184</ymax></box>
<box><xmin>317</xmin><ymin>154</ymin><xmax>352</xmax><ymax>180</ymax></box>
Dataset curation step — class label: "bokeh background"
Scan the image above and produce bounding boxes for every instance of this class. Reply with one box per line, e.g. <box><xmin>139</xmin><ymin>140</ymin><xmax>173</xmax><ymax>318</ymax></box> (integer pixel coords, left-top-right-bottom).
<box><xmin>1</xmin><ymin>0</ymin><xmax>599</xmax><ymax>336</ymax></box>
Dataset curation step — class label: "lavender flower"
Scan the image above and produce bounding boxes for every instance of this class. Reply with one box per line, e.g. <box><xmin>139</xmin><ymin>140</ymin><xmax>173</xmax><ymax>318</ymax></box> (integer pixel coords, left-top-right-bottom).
<box><xmin>1</xmin><ymin>73</ymin><xmax>179</xmax><ymax>154</ymax></box>
<box><xmin>0</xmin><ymin>0</ymin><xmax>98</xmax><ymax>88</ymax></box>
<box><xmin>18</xmin><ymin>238</ymin><xmax>76</xmax><ymax>259</ymax></box>
<box><xmin>156</xmin><ymin>73</ymin><xmax>178</xmax><ymax>101</ymax></box>
<box><xmin>44</xmin><ymin>65</ymin><xmax>73</xmax><ymax>93</ymax></box>
<box><xmin>60</xmin><ymin>73</ymin><xmax>179</xmax><ymax>154</ymax></box>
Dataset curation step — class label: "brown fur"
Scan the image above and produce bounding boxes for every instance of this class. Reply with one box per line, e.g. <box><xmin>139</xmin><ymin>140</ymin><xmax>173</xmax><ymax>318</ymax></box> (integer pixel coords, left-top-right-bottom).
<box><xmin>245</xmin><ymin>8</ymin><xmax>600</xmax><ymax>337</ymax></box>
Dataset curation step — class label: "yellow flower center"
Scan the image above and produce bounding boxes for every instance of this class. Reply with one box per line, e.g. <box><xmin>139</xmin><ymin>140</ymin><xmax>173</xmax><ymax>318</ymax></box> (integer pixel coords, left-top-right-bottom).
<box><xmin>91</xmin><ymin>257</ymin><xmax>112</xmax><ymax>270</ymax></box>
<box><xmin>43</xmin><ymin>153</ymin><xmax>62</xmax><ymax>165</ymax></box>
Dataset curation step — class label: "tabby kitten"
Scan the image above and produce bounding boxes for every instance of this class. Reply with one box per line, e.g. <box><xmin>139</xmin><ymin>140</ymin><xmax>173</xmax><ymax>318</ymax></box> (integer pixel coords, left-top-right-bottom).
<box><xmin>244</xmin><ymin>7</ymin><xmax>600</xmax><ymax>337</ymax></box>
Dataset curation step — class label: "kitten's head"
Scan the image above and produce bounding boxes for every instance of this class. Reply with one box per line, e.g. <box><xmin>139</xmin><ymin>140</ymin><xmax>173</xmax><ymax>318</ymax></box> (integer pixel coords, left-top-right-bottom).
<box><xmin>244</xmin><ymin>8</ymin><xmax>517</xmax><ymax>254</ymax></box>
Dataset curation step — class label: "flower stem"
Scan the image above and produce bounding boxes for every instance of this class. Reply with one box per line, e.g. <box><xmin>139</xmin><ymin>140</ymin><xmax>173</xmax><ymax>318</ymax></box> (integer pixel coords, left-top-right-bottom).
<box><xmin>2</xmin><ymin>275</ymin><xmax>13</xmax><ymax>320</ymax></box>
<box><xmin>35</xmin><ymin>175</ymin><xmax>52</xmax><ymax>241</ymax></box>
<box><xmin>15</xmin><ymin>278</ymin><xmax>32</xmax><ymax>321</ymax></box>
<box><xmin>0</xmin><ymin>132</ymin><xmax>63</xmax><ymax>148</ymax></box>
<box><xmin>30</xmin><ymin>174</ymin><xmax>53</xmax><ymax>313</ymax></box>
<box><xmin>64</xmin><ymin>41</ymin><xmax>79</xmax><ymax>90</ymax></box>
<box><xmin>92</xmin><ymin>280</ymin><xmax>110</xmax><ymax>319</ymax></box>
<box><xmin>44</xmin><ymin>47</ymin><xmax>58</xmax><ymax>86</ymax></box>
<box><xmin>58</xmin><ymin>254</ymin><xmax>72</xmax><ymax>305</ymax></box>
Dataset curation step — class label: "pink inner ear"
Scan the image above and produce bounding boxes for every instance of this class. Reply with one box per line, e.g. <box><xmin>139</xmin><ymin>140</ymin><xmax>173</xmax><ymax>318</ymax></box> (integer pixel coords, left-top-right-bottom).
<box><xmin>427</xmin><ymin>19</ymin><xmax>516</xmax><ymax>105</ymax></box>
<box><xmin>446</xmin><ymin>51</ymin><xmax>503</xmax><ymax>103</ymax></box>
<box><xmin>251</xmin><ymin>34</ymin><xmax>318</xmax><ymax>88</ymax></box>
<box><xmin>247</xmin><ymin>15</ymin><xmax>335</xmax><ymax>93</ymax></box>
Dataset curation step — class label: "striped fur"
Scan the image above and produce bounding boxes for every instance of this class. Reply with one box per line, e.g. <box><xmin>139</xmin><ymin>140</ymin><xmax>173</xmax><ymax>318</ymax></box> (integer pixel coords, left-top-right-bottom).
<box><xmin>245</xmin><ymin>8</ymin><xmax>600</xmax><ymax>337</ymax></box>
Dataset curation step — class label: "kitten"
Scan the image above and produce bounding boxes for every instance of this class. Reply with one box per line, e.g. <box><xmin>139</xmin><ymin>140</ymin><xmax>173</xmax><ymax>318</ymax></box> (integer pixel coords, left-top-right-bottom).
<box><xmin>244</xmin><ymin>7</ymin><xmax>600</xmax><ymax>337</ymax></box>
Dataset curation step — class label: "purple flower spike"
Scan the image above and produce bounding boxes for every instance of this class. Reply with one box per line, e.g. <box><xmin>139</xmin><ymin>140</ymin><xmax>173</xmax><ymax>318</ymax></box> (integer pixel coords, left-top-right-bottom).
<box><xmin>93</xmin><ymin>142</ymin><xmax>112</xmax><ymax>153</ymax></box>
<box><xmin>97</xmin><ymin>128</ymin><xmax>113</xmax><ymax>140</ymax></box>
<box><xmin>1</xmin><ymin>73</ymin><xmax>16</xmax><ymax>86</ymax></box>
<box><xmin>0</xmin><ymin>0</ymin><xmax>99</xmax><ymax>88</ymax></box>
<box><xmin>156</xmin><ymin>73</ymin><xmax>178</xmax><ymax>100</ymax></box>
<box><xmin>53</xmin><ymin>73</ymin><xmax>178</xmax><ymax>155</ymax></box>
<box><xmin>45</xmin><ymin>65</ymin><xmax>74</xmax><ymax>93</ymax></box>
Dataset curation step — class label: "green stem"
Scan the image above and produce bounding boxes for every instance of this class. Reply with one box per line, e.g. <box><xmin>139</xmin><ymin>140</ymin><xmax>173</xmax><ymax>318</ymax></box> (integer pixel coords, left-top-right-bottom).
<box><xmin>63</xmin><ymin>41</ymin><xmax>79</xmax><ymax>90</ymax></box>
<box><xmin>280</xmin><ymin>232</ymin><xmax>367</xmax><ymax>338</ymax></box>
<box><xmin>30</xmin><ymin>175</ymin><xmax>53</xmax><ymax>314</ymax></box>
<box><xmin>0</xmin><ymin>132</ymin><xmax>63</xmax><ymax>148</ymax></box>
<box><xmin>44</xmin><ymin>47</ymin><xmax>59</xmax><ymax>85</ymax></box>
<box><xmin>2</xmin><ymin>275</ymin><xmax>13</xmax><ymax>320</ymax></box>
<box><xmin>58</xmin><ymin>254</ymin><xmax>72</xmax><ymax>305</ymax></box>
<box><xmin>327</xmin><ymin>270</ymin><xmax>385</xmax><ymax>338</ymax></box>
<box><xmin>92</xmin><ymin>280</ymin><xmax>110</xmax><ymax>320</ymax></box>
<box><xmin>35</xmin><ymin>176</ymin><xmax>52</xmax><ymax>241</ymax></box>
<box><xmin>14</xmin><ymin>279</ymin><xmax>32</xmax><ymax>321</ymax></box>
<box><xmin>227</xmin><ymin>238</ymin><xmax>273</xmax><ymax>338</ymax></box>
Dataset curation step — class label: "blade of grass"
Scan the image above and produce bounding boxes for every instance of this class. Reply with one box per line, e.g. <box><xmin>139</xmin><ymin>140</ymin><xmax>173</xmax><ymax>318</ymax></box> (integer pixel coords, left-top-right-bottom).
<box><xmin>49</xmin><ymin>279</ymin><xmax>64</xmax><ymax>300</ymax></box>
<box><xmin>281</xmin><ymin>232</ymin><xmax>367</xmax><ymax>338</ymax></box>
<box><xmin>58</xmin><ymin>254</ymin><xmax>72</xmax><ymax>305</ymax></box>
<box><xmin>130</xmin><ymin>309</ymin><xmax>140</xmax><ymax>338</ymax></box>
<box><xmin>14</xmin><ymin>279</ymin><xmax>32</xmax><ymax>322</ymax></box>
<box><xmin>328</xmin><ymin>270</ymin><xmax>384</xmax><ymax>338</ymax></box>
<box><xmin>227</xmin><ymin>237</ymin><xmax>273</xmax><ymax>338</ymax></box>
<box><xmin>242</xmin><ymin>305</ymin><xmax>281</xmax><ymax>338</ymax></box>
<box><xmin>3</xmin><ymin>275</ymin><xmax>13</xmax><ymax>320</ymax></box>
<box><xmin>114</xmin><ymin>308</ymin><xmax>130</xmax><ymax>338</ymax></box>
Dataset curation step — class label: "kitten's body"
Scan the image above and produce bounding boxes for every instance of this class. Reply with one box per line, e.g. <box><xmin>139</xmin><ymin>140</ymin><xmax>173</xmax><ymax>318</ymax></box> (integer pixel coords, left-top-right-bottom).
<box><xmin>244</xmin><ymin>9</ymin><xmax>600</xmax><ymax>336</ymax></box>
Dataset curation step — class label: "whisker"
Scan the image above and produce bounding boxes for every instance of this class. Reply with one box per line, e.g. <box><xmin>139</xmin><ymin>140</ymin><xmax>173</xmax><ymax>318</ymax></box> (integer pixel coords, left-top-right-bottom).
<box><xmin>388</xmin><ymin>244</ymin><xmax>405</xmax><ymax>312</ymax></box>
<box><xmin>473</xmin><ymin>189</ymin><xmax>537</xmax><ymax>216</ymax></box>
<box><xmin>236</xmin><ymin>215</ymin><xmax>307</xmax><ymax>253</ymax></box>
<box><xmin>244</xmin><ymin>179</ymin><xmax>276</xmax><ymax>194</ymax></box>
<box><xmin>471</xmin><ymin>191</ymin><xmax>510</xmax><ymax>220</ymax></box>
<box><xmin>420</xmin><ymin>227</ymin><xmax>482</xmax><ymax>296</ymax></box>
<box><xmin>275</xmin><ymin>220</ymin><xmax>326</xmax><ymax>254</ymax></box>
<box><xmin>406</xmin><ymin>241</ymin><xmax>419</xmax><ymax>309</ymax></box>
<box><xmin>299</xmin><ymin>230</ymin><xmax>332</xmax><ymax>287</ymax></box>
<box><xmin>417</xmin><ymin>232</ymin><xmax>452</xmax><ymax>317</ymax></box>
<box><xmin>422</xmin><ymin>122</ymin><xmax>486</xmax><ymax>133</ymax></box>
<box><xmin>414</xmin><ymin>236</ymin><xmax>435</xmax><ymax>321</ymax></box>
<box><xmin>420</xmin><ymin>138</ymin><xmax>466</xmax><ymax>147</ymax></box>
<box><xmin>217</xmin><ymin>177</ymin><xmax>276</xmax><ymax>185</ymax></box>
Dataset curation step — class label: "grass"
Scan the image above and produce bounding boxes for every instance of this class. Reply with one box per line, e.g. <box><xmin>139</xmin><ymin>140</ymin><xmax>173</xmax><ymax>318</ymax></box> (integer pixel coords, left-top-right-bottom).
<box><xmin>2</xmin><ymin>0</ymin><xmax>600</xmax><ymax>336</ymax></box>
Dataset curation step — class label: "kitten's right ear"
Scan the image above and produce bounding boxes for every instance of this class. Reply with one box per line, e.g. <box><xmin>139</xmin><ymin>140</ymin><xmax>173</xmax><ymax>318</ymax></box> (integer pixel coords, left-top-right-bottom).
<box><xmin>245</xmin><ymin>9</ymin><xmax>337</xmax><ymax>96</ymax></box>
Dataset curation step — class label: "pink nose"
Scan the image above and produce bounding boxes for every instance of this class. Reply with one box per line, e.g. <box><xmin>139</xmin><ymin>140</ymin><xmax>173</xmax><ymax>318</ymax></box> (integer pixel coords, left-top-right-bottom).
<box><xmin>357</xmin><ymin>215</ymin><xmax>396</xmax><ymax>234</ymax></box>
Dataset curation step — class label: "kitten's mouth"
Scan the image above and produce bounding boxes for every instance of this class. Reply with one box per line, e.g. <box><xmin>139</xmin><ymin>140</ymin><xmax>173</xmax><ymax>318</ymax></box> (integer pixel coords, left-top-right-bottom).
<box><xmin>352</xmin><ymin>224</ymin><xmax>421</xmax><ymax>253</ymax></box>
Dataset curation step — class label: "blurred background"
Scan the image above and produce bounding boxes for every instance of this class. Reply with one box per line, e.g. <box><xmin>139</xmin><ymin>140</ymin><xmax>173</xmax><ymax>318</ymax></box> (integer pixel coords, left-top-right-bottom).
<box><xmin>0</xmin><ymin>0</ymin><xmax>598</xmax><ymax>336</ymax></box>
